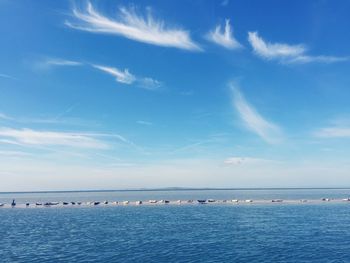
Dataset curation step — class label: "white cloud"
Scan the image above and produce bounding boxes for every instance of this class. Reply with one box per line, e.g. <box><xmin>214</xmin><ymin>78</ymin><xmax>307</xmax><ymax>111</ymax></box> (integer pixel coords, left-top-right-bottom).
<box><xmin>45</xmin><ymin>58</ymin><xmax>82</xmax><ymax>66</ymax></box>
<box><xmin>138</xmin><ymin>77</ymin><xmax>162</xmax><ymax>90</ymax></box>
<box><xmin>35</xmin><ymin>57</ymin><xmax>83</xmax><ymax>70</ymax></box>
<box><xmin>248</xmin><ymin>31</ymin><xmax>348</xmax><ymax>64</ymax></box>
<box><xmin>231</xmin><ymin>84</ymin><xmax>283</xmax><ymax>144</ymax></box>
<box><xmin>314</xmin><ymin>127</ymin><xmax>350</xmax><ymax>138</ymax></box>
<box><xmin>248</xmin><ymin>31</ymin><xmax>305</xmax><ymax>59</ymax></box>
<box><xmin>224</xmin><ymin>157</ymin><xmax>275</xmax><ymax>165</ymax></box>
<box><xmin>35</xmin><ymin>57</ymin><xmax>162</xmax><ymax>89</ymax></box>
<box><xmin>0</xmin><ymin>127</ymin><xmax>109</xmax><ymax>149</ymax></box>
<box><xmin>93</xmin><ymin>64</ymin><xmax>136</xmax><ymax>84</ymax></box>
<box><xmin>66</xmin><ymin>2</ymin><xmax>201</xmax><ymax>51</ymax></box>
<box><xmin>287</xmin><ymin>55</ymin><xmax>348</xmax><ymax>64</ymax></box>
<box><xmin>224</xmin><ymin>157</ymin><xmax>245</xmax><ymax>165</ymax></box>
<box><xmin>206</xmin><ymin>19</ymin><xmax>242</xmax><ymax>49</ymax></box>
<box><xmin>93</xmin><ymin>64</ymin><xmax>162</xmax><ymax>89</ymax></box>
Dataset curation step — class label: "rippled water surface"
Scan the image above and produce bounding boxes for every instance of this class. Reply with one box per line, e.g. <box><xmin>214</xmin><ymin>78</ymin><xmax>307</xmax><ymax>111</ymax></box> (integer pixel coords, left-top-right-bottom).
<box><xmin>1</xmin><ymin>190</ymin><xmax>350</xmax><ymax>262</ymax></box>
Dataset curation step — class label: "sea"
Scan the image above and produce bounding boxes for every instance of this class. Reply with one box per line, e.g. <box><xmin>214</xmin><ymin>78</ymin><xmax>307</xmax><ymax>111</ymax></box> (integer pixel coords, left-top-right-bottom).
<box><xmin>1</xmin><ymin>188</ymin><xmax>350</xmax><ymax>262</ymax></box>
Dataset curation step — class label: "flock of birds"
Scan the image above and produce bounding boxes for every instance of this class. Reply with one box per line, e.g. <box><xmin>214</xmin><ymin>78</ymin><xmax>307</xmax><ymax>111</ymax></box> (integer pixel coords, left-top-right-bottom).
<box><xmin>1</xmin><ymin>197</ymin><xmax>350</xmax><ymax>208</ymax></box>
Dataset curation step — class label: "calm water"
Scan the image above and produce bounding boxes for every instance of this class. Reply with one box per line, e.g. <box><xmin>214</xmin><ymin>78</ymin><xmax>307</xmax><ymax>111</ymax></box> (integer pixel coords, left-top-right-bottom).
<box><xmin>1</xmin><ymin>189</ymin><xmax>350</xmax><ymax>262</ymax></box>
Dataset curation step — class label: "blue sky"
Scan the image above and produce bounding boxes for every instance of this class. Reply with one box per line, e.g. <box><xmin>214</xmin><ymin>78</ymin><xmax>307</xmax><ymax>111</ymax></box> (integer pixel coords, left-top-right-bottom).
<box><xmin>1</xmin><ymin>0</ymin><xmax>350</xmax><ymax>191</ymax></box>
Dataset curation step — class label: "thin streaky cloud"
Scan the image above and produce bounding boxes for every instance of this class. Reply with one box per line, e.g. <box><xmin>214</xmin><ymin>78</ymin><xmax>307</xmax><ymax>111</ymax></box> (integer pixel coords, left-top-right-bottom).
<box><xmin>66</xmin><ymin>2</ymin><xmax>202</xmax><ymax>51</ymax></box>
<box><xmin>83</xmin><ymin>132</ymin><xmax>130</xmax><ymax>144</ymax></box>
<box><xmin>314</xmin><ymin>127</ymin><xmax>350</xmax><ymax>138</ymax></box>
<box><xmin>93</xmin><ymin>64</ymin><xmax>162</xmax><ymax>89</ymax></box>
<box><xmin>0</xmin><ymin>128</ymin><xmax>141</xmax><ymax>159</ymax></box>
<box><xmin>231</xmin><ymin>84</ymin><xmax>283</xmax><ymax>144</ymax></box>
<box><xmin>136</xmin><ymin>120</ymin><xmax>153</xmax><ymax>126</ymax></box>
<box><xmin>206</xmin><ymin>19</ymin><xmax>242</xmax><ymax>49</ymax></box>
<box><xmin>0</xmin><ymin>139</ymin><xmax>24</xmax><ymax>146</ymax></box>
<box><xmin>248</xmin><ymin>31</ymin><xmax>305</xmax><ymax>59</ymax></box>
<box><xmin>95</xmin><ymin>153</ymin><xmax>121</xmax><ymax>162</ymax></box>
<box><xmin>82</xmin><ymin>132</ymin><xmax>146</xmax><ymax>153</ymax></box>
<box><xmin>137</xmin><ymin>77</ymin><xmax>162</xmax><ymax>90</ymax></box>
<box><xmin>170</xmin><ymin>133</ymin><xmax>229</xmax><ymax>155</ymax></box>
<box><xmin>45</xmin><ymin>58</ymin><xmax>82</xmax><ymax>66</ymax></box>
<box><xmin>224</xmin><ymin>157</ymin><xmax>276</xmax><ymax>165</ymax></box>
<box><xmin>0</xmin><ymin>113</ymin><xmax>13</xmax><ymax>120</ymax></box>
<box><xmin>170</xmin><ymin>141</ymin><xmax>209</xmax><ymax>154</ymax></box>
<box><xmin>93</xmin><ymin>64</ymin><xmax>136</xmax><ymax>84</ymax></box>
<box><xmin>248</xmin><ymin>31</ymin><xmax>348</xmax><ymax>64</ymax></box>
<box><xmin>37</xmin><ymin>57</ymin><xmax>162</xmax><ymax>89</ymax></box>
<box><xmin>35</xmin><ymin>57</ymin><xmax>83</xmax><ymax>70</ymax></box>
<box><xmin>0</xmin><ymin>127</ymin><xmax>109</xmax><ymax>149</ymax></box>
<box><xmin>169</xmin><ymin>137</ymin><xmax>223</xmax><ymax>154</ymax></box>
<box><xmin>0</xmin><ymin>73</ymin><xmax>16</xmax><ymax>80</ymax></box>
<box><xmin>53</xmin><ymin>103</ymin><xmax>79</xmax><ymax>121</ymax></box>
<box><xmin>288</xmin><ymin>55</ymin><xmax>349</xmax><ymax>64</ymax></box>
<box><xmin>0</xmin><ymin>150</ymin><xmax>33</xmax><ymax>158</ymax></box>
<box><xmin>224</xmin><ymin>157</ymin><xmax>245</xmax><ymax>165</ymax></box>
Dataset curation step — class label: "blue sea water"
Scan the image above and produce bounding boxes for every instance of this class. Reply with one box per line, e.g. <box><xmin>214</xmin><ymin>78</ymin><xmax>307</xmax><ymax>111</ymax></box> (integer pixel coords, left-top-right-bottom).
<box><xmin>1</xmin><ymin>189</ymin><xmax>350</xmax><ymax>262</ymax></box>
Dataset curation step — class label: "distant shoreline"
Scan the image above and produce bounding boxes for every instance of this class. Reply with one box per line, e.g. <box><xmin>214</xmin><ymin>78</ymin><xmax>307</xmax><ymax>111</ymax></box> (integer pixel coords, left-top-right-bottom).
<box><xmin>1</xmin><ymin>198</ymin><xmax>350</xmax><ymax>209</ymax></box>
<box><xmin>1</xmin><ymin>187</ymin><xmax>350</xmax><ymax>195</ymax></box>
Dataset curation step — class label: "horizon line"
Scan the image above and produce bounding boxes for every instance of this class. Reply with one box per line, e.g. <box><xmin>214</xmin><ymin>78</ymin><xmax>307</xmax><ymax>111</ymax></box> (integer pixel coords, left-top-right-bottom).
<box><xmin>1</xmin><ymin>187</ymin><xmax>350</xmax><ymax>194</ymax></box>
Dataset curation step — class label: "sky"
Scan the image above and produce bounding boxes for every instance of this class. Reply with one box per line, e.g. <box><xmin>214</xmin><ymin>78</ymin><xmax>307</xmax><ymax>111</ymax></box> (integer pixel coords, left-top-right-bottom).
<box><xmin>1</xmin><ymin>0</ymin><xmax>350</xmax><ymax>191</ymax></box>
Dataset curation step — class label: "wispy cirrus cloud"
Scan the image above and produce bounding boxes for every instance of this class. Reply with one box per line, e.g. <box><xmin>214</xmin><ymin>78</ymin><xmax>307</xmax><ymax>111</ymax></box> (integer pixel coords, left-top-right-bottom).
<box><xmin>0</xmin><ymin>73</ymin><xmax>16</xmax><ymax>80</ymax></box>
<box><xmin>206</xmin><ymin>19</ymin><xmax>242</xmax><ymax>49</ymax></box>
<box><xmin>92</xmin><ymin>64</ymin><xmax>136</xmax><ymax>84</ymax></box>
<box><xmin>0</xmin><ymin>111</ymin><xmax>142</xmax><ymax>151</ymax></box>
<box><xmin>138</xmin><ymin>77</ymin><xmax>162</xmax><ymax>90</ymax></box>
<box><xmin>93</xmin><ymin>64</ymin><xmax>162</xmax><ymax>89</ymax></box>
<box><xmin>248</xmin><ymin>31</ymin><xmax>348</xmax><ymax>64</ymax></box>
<box><xmin>248</xmin><ymin>31</ymin><xmax>305</xmax><ymax>59</ymax></box>
<box><xmin>287</xmin><ymin>55</ymin><xmax>348</xmax><ymax>64</ymax></box>
<box><xmin>170</xmin><ymin>141</ymin><xmax>209</xmax><ymax>154</ymax></box>
<box><xmin>169</xmin><ymin>134</ymin><xmax>227</xmax><ymax>155</ymax></box>
<box><xmin>66</xmin><ymin>2</ymin><xmax>201</xmax><ymax>51</ymax></box>
<box><xmin>44</xmin><ymin>58</ymin><xmax>82</xmax><ymax>67</ymax></box>
<box><xmin>0</xmin><ymin>150</ymin><xmax>33</xmax><ymax>158</ymax></box>
<box><xmin>224</xmin><ymin>157</ymin><xmax>276</xmax><ymax>165</ymax></box>
<box><xmin>231</xmin><ymin>84</ymin><xmax>283</xmax><ymax>144</ymax></box>
<box><xmin>35</xmin><ymin>57</ymin><xmax>83</xmax><ymax>70</ymax></box>
<box><xmin>136</xmin><ymin>120</ymin><xmax>153</xmax><ymax>126</ymax></box>
<box><xmin>35</xmin><ymin>57</ymin><xmax>163</xmax><ymax>90</ymax></box>
<box><xmin>314</xmin><ymin>127</ymin><xmax>350</xmax><ymax>138</ymax></box>
<box><xmin>0</xmin><ymin>113</ymin><xmax>13</xmax><ymax>120</ymax></box>
<box><xmin>0</xmin><ymin>127</ymin><xmax>109</xmax><ymax>149</ymax></box>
